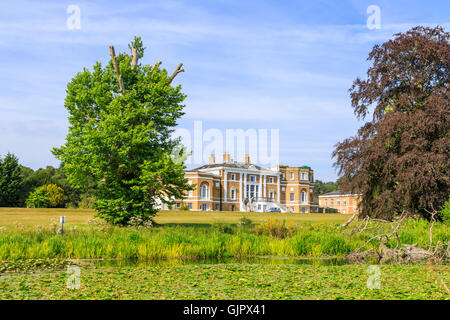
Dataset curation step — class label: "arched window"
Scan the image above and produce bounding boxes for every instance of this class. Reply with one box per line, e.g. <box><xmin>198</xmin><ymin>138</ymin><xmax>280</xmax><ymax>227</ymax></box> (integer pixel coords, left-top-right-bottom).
<box><xmin>301</xmin><ymin>190</ymin><xmax>307</xmax><ymax>203</ymax></box>
<box><xmin>200</xmin><ymin>183</ymin><xmax>209</xmax><ymax>200</ymax></box>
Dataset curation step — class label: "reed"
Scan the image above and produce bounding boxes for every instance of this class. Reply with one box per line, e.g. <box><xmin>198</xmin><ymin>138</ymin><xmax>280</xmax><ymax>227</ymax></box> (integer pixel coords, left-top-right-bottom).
<box><xmin>0</xmin><ymin>219</ymin><xmax>447</xmax><ymax>260</ymax></box>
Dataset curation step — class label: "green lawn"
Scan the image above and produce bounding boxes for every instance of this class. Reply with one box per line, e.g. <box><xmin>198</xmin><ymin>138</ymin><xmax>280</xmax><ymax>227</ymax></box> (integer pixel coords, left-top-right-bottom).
<box><xmin>0</xmin><ymin>207</ymin><xmax>348</xmax><ymax>228</ymax></box>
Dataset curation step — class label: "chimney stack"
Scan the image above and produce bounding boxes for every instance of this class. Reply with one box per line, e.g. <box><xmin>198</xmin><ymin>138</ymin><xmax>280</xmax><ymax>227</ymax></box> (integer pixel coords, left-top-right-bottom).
<box><xmin>244</xmin><ymin>154</ymin><xmax>250</xmax><ymax>164</ymax></box>
<box><xmin>209</xmin><ymin>153</ymin><xmax>215</xmax><ymax>164</ymax></box>
<box><xmin>223</xmin><ymin>152</ymin><xmax>232</xmax><ymax>163</ymax></box>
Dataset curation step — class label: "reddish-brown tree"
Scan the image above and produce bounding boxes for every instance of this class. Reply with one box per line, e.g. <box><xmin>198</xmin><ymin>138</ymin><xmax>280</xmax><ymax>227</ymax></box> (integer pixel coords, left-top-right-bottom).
<box><xmin>333</xmin><ymin>26</ymin><xmax>449</xmax><ymax>220</ymax></box>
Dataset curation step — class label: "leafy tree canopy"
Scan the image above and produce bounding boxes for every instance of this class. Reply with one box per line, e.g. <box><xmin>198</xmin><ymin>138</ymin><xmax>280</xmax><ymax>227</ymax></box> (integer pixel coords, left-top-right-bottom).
<box><xmin>52</xmin><ymin>37</ymin><xmax>192</xmax><ymax>225</ymax></box>
<box><xmin>333</xmin><ymin>26</ymin><xmax>449</xmax><ymax>220</ymax></box>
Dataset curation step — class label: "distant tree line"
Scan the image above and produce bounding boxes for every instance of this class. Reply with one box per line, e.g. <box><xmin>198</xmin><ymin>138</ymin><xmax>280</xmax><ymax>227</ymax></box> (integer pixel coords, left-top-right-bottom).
<box><xmin>313</xmin><ymin>180</ymin><xmax>340</xmax><ymax>196</ymax></box>
<box><xmin>0</xmin><ymin>153</ymin><xmax>95</xmax><ymax>208</ymax></box>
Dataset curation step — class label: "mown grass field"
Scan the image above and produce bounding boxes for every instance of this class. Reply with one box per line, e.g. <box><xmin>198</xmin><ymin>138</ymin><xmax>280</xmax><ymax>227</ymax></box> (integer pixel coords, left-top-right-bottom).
<box><xmin>0</xmin><ymin>208</ymin><xmax>448</xmax><ymax>300</ymax></box>
<box><xmin>0</xmin><ymin>207</ymin><xmax>348</xmax><ymax>227</ymax></box>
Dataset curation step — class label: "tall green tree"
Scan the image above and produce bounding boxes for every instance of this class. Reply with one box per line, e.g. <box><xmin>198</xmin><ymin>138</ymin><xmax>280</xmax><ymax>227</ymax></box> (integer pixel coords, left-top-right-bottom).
<box><xmin>333</xmin><ymin>26</ymin><xmax>449</xmax><ymax>220</ymax></box>
<box><xmin>52</xmin><ymin>37</ymin><xmax>192</xmax><ymax>225</ymax></box>
<box><xmin>0</xmin><ymin>153</ymin><xmax>23</xmax><ymax>206</ymax></box>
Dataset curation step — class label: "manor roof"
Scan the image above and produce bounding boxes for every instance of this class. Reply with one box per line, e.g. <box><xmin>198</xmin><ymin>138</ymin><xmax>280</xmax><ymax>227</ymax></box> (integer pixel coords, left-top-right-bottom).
<box><xmin>319</xmin><ymin>191</ymin><xmax>361</xmax><ymax>197</ymax></box>
<box><xmin>188</xmin><ymin>162</ymin><xmax>266</xmax><ymax>172</ymax></box>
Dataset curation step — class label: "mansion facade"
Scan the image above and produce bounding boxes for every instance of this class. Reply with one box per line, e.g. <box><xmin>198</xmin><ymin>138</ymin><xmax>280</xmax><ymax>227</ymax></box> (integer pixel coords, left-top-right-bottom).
<box><xmin>173</xmin><ymin>152</ymin><xmax>319</xmax><ymax>213</ymax></box>
<box><xmin>318</xmin><ymin>191</ymin><xmax>361</xmax><ymax>214</ymax></box>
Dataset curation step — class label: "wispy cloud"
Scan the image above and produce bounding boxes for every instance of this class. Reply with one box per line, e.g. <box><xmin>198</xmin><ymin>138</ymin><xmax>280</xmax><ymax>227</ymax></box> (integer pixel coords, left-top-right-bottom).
<box><xmin>0</xmin><ymin>0</ymin><xmax>448</xmax><ymax>180</ymax></box>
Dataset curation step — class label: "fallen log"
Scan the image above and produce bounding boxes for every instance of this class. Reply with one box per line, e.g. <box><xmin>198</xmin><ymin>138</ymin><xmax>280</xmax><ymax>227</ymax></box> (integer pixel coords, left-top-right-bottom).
<box><xmin>346</xmin><ymin>243</ymin><xmax>448</xmax><ymax>264</ymax></box>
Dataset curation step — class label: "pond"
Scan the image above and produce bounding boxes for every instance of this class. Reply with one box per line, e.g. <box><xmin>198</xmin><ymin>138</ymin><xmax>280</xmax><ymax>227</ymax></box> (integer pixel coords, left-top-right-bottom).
<box><xmin>71</xmin><ymin>256</ymin><xmax>351</xmax><ymax>268</ymax></box>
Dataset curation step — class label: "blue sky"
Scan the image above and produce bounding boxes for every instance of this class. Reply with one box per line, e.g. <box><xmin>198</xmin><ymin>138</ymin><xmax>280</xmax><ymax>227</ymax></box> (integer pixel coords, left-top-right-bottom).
<box><xmin>0</xmin><ymin>0</ymin><xmax>448</xmax><ymax>181</ymax></box>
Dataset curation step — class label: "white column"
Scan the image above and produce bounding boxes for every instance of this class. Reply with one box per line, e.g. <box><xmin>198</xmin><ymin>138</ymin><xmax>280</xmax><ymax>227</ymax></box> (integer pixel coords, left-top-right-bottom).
<box><xmin>263</xmin><ymin>175</ymin><xmax>266</xmax><ymax>198</ymax></box>
<box><xmin>240</xmin><ymin>172</ymin><xmax>243</xmax><ymax>205</ymax></box>
<box><xmin>258</xmin><ymin>174</ymin><xmax>262</xmax><ymax>200</ymax></box>
<box><xmin>277</xmin><ymin>174</ymin><xmax>280</xmax><ymax>202</ymax></box>
<box><xmin>224</xmin><ymin>170</ymin><xmax>227</xmax><ymax>201</ymax></box>
<box><xmin>244</xmin><ymin>173</ymin><xmax>247</xmax><ymax>200</ymax></box>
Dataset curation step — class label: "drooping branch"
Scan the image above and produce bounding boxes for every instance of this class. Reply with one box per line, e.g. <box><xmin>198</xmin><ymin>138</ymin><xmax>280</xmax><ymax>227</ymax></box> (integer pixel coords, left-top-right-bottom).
<box><xmin>109</xmin><ymin>45</ymin><xmax>125</xmax><ymax>94</ymax></box>
<box><xmin>131</xmin><ymin>47</ymin><xmax>138</xmax><ymax>71</ymax></box>
<box><xmin>168</xmin><ymin>63</ymin><xmax>184</xmax><ymax>84</ymax></box>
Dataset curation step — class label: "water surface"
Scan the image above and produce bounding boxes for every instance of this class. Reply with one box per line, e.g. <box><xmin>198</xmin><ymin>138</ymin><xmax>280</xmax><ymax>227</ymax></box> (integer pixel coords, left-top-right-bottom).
<box><xmin>73</xmin><ymin>256</ymin><xmax>350</xmax><ymax>268</ymax></box>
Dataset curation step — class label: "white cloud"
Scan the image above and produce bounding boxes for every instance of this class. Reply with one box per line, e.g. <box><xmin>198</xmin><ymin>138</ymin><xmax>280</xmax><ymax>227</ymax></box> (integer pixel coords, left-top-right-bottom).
<box><xmin>0</xmin><ymin>0</ymin><xmax>448</xmax><ymax>180</ymax></box>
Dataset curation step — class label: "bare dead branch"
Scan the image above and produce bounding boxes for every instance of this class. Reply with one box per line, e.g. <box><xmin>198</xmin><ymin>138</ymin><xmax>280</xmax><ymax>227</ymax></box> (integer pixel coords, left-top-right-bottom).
<box><xmin>131</xmin><ymin>48</ymin><xmax>138</xmax><ymax>70</ymax></box>
<box><xmin>151</xmin><ymin>61</ymin><xmax>162</xmax><ymax>73</ymax></box>
<box><xmin>348</xmin><ymin>211</ymin><xmax>448</xmax><ymax>263</ymax></box>
<box><xmin>109</xmin><ymin>45</ymin><xmax>125</xmax><ymax>94</ymax></box>
<box><xmin>340</xmin><ymin>214</ymin><xmax>356</xmax><ymax>228</ymax></box>
<box><xmin>424</xmin><ymin>208</ymin><xmax>438</xmax><ymax>251</ymax></box>
<box><xmin>168</xmin><ymin>63</ymin><xmax>184</xmax><ymax>83</ymax></box>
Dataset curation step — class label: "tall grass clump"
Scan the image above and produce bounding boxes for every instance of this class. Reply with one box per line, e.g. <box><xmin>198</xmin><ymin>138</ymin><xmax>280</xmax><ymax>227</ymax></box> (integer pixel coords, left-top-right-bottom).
<box><xmin>0</xmin><ymin>217</ymin><xmax>447</xmax><ymax>260</ymax></box>
<box><xmin>254</xmin><ymin>220</ymin><xmax>296</xmax><ymax>239</ymax></box>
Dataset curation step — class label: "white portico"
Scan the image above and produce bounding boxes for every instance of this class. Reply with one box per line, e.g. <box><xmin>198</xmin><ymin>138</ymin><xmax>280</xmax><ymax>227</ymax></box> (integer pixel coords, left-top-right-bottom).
<box><xmin>179</xmin><ymin>153</ymin><xmax>317</xmax><ymax>213</ymax></box>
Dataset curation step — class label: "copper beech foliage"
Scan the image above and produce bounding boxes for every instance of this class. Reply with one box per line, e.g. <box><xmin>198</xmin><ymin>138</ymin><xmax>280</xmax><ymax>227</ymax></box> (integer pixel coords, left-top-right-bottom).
<box><xmin>333</xmin><ymin>26</ymin><xmax>449</xmax><ymax>220</ymax></box>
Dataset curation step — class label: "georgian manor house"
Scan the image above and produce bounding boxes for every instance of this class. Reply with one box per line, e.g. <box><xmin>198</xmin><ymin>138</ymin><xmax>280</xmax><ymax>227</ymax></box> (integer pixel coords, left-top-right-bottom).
<box><xmin>172</xmin><ymin>152</ymin><xmax>319</xmax><ymax>213</ymax></box>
